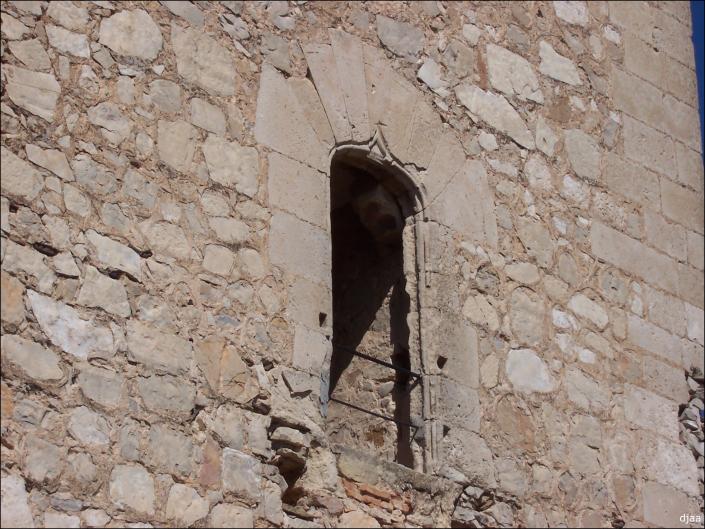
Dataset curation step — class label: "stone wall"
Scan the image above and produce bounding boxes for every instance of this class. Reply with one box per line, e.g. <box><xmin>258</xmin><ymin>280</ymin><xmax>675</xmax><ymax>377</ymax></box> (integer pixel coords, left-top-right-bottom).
<box><xmin>1</xmin><ymin>1</ymin><xmax>703</xmax><ymax>528</ymax></box>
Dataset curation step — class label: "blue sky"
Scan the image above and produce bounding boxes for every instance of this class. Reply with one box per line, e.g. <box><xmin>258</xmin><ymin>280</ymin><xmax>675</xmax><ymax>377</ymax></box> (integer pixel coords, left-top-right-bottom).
<box><xmin>693</xmin><ymin>0</ymin><xmax>704</xmax><ymax>154</ymax></box>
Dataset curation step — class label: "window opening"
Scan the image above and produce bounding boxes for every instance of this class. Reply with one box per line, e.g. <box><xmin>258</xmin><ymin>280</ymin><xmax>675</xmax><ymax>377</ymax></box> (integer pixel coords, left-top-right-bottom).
<box><xmin>325</xmin><ymin>150</ymin><xmax>422</xmax><ymax>468</ymax></box>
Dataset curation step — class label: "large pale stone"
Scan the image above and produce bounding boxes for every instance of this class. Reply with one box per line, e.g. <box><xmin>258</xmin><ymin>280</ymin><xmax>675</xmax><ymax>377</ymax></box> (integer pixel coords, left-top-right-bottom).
<box><xmin>1</xmin><ymin>13</ymin><xmax>30</xmax><ymax>40</ymax></box>
<box><xmin>1</xmin><ymin>474</ymin><xmax>35</xmax><ymax>528</ymax></box>
<box><xmin>44</xmin><ymin>512</ymin><xmax>80</xmax><ymax>528</ymax></box>
<box><xmin>202</xmin><ymin>135</ymin><xmax>259</xmax><ymax>197</ymax></box>
<box><xmin>3</xmin><ymin>63</ymin><xmax>58</xmax><ymax>118</ymax></box>
<box><xmin>126</xmin><ymin>320</ymin><xmax>192</xmax><ymax>375</ymax></box>
<box><xmin>77</xmin><ymin>266</ymin><xmax>131</xmax><ymax>317</ymax></box>
<box><xmin>109</xmin><ymin>465</ymin><xmax>155</xmax><ymax>516</ymax></box>
<box><xmin>523</xmin><ymin>154</ymin><xmax>553</xmax><ymax>191</ymax></box>
<box><xmin>486</xmin><ymin>43</ymin><xmax>543</xmax><ymax>102</ymax></box>
<box><xmin>27</xmin><ymin>290</ymin><xmax>114</xmax><ymax>360</ymax></box>
<box><xmin>329</xmin><ymin>29</ymin><xmax>371</xmax><ymax>142</ymax></box>
<box><xmin>302</xmin><ymin>42</ymin><xmax>352</xmax><ymax>143</ymax></box>
<box><xmin>568</xmin><ymin>294</ymin><xmax>608</xmax><ymax>329</ymax></box>
<box><xmin>686</xmin><ymin>303</ymin><xmax>704</xmax><ymax>345</ymax></box>
<box><xmin>564</xmin><ymin>129</ymin><xmax>601</xmax><ymax>182</ymax></box>
<box><xmin>339</xmin><ymin>512</ymin><xmax>381</xmax><ymax>528</ymax></box>
<box><xmin>591</xmin><ymin>221</ymin><xmax>679</xmax><ymax>295</ymax></box>
<box><xmin>538</xmin><ymin>41</ymin><xmax>581</xmax><ymax>85</ymax></box>
<box><xmin>376</xmin><ymin>15</ymin><xmax>423</xmax><ymax>59</ymax></box>
<box><xmin>78</xmin><ymin>365</ymin><xmax>125</xmax><ymax>411</ymax></box>
<box><xmin>202</xmin><ymin>245</ymin><xmax>235</xmax><ymax>276</ymax></box>
<box><xmin>642</xmin><ymin>482</ymin><xmax>699</xmax><ymax>528</ymax></box>
<box><xmin>99</xmin><ymin>9</ymin><xmax>163</xmax><ymax>61</ymax></box>
<box><xmin>505</xmin><ymin>262</ymin><xmax>540</xmax><ymax>285</ymax></box>
<box><xmin>68</xmin><ymin>406</ymin><xmax>110</xmax><ymax>446</ymax></box>
<box><xmin>147</xmin><ymin>79</ymin><xmax>181</xmax><ymax>114</ymax></box>
<box><xmin>269</xmin><ymin>210</ymin><xmax>331</xmax><ymax>287</ymax></box>
<box><xmin>210</xmin><ymin>504</ymin><xmax>254</xmax><ymax>528</ymax></box>
<box><xmin>627</xmin><ymin>313</ymin><xmax>684</xmax><ymax>366</ymax></box>
<box><xmin>1</xmin><ymin>335</ymin><xmax>64</xmax><ymax>386</ymax></box>
<box><xmin>624</xmin><ymin>384</ymin><xmax>679</xmax><ymax>441</ymax></box>
<box><xmin>455</xmin><ymin>84</ymin><xmax>534</xmax><ymax>149</ymax></box>
<box><xmin>509</xmin><ymin>288</ymin><xmax>546</xmax><ymax>346</ymax></box>
<box><xmin>147</xmin><ymin>424</ymin><xmax>194</xmax><ymax>477</ymax></box>
<box><xmin>364</xmin><ymin>46</ymin><xmax>421</xmax><ymax>160</ymax></box>
<box><xmin>535</xmin><ymin>116</ymin><xmax>558</xmax><ymax>157</ymax></box>
<box><xmin>157</xmin><ymin>119</ymin><xmax>197</xmax><ymax>173</ymax></box>
<box><xmin>565</xmin><ymin>368</ymin><xmax>610</xmax><ymax>413</ymax></box>
<box><xmin>1</xmin><ymin>272</ymin><xmax>25</xmax><ymax>326</ymax></box>
<box><xmin>463</xmin><ymin>294</ymin><xmax>500</xmax><ymax>331</ymax></box>
<box><xmin>292</xmin><ymin>325</ymin><xmax>331</xmax><ymax>372</ymax></box>
<box><xmin>47</xmin><ymin>1</ymin><xmax>89</xmax><ymax>31</ymax></box>
<box><xmin>72</xmin><ymin>154</ymin><xmax>118</xmax><ymax>196</ymax></box>
<box><xmin>553</xmin><ymin>1</ymin><xmax>589</xmax><ymax>26</ymax></box>
<box><xmin>255</xmin><ymin>65</ymin><xmax>328</xmax><ymax>172</ymax></box>
<box><xmin>661</xmin><ymin>178</ymin><xmax>704</xmax><ymax>234</ymax></box>
<box><xmin>25</xmin><ymin>144</ymin><xmax>73</xmax><ymax>181</ymax></box>
<box><xmin>208</xmin><ymin>217</ymin><xmax>250</xmax><ymax>245</ymax></box>
<box><xmin>268</xmin><ymin>152</ymin><xmax>328</xmax><ymax>229</ymax></box>
<box><xmin>189</xmin><ymin>98</ymin><xmax>226</xmax><ymax>136</ymax></box>
<box><xmin>622</xmin><ymin>115</ymin><xmax>676</xmax><ymax>178</ymax></box>
<box><xmin>517</xmin><ymin>217</ymin><xmax>554</xmax><ymax>268</ymax></box>
<box><xmin>46</xmin><ymin>25</ymin><xmax>90</xmax><ymax>58</ymax></box>
<box><xmin>505</xmin><ymin>349</ymin><xmax>555</xmax><ymax>393</ymax></box>
<box><xmin>23</xmin><ymin>436</ymin><xmax>64</xmax><ymax>484</ymax></box>
<box><xmin>166</xmin><ymin>484</ymin><xmax>209</xmax><ymax>526</ymax></box>
<box><xmin>429</xmin><ymin>160</ymin><xmax>498</xmax><ymax>248</ymax></box>
<box><xmin>222</xmin><ymin>448</ymin><xmax>262</xmax><ymax>503</ymax></box>
<box><xmin>86</xmin><ymin>230</ymin><xmax>142</xmax><ymax>280</ymax></box>
<box><xmin>287</xmin><ymin>77</ymin><xmax>335</xmax><ymax>147</ymax></box>
<box><xmin>417</xmin><ymin>58</ymin><xmax>449</xmax><ymax>96</ymax></box>
<box><xmin>139</xmin><ymin>221</ymin><xmax>191</xmax><ymax>260</ymax></box>
<box><xmin>137</xmin><ymin>375</ymin><xmax>195</xmax><ymax>417</ymax></box>
<box><xmin>2</xmin><ymin>240</ymin><xmax>55</xmax><ymax>293</ymax></box>
<box><xmin>1</xmin><ymin>146</ymin><xmax>44</xmax><ymax>202</ymax></box>
<box><xmin>171</xmin><ymin>24</ymin><xmax>235</xmax><ymax>96</ymax></box>
<box><xmin>8</xmin><ymin>39</ymin><xmax>51</xmax><ymax>71</ymax></box>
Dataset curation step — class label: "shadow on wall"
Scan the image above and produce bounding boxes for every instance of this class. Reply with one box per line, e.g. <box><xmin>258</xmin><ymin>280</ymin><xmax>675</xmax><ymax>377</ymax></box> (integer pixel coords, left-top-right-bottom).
<box><xmin>326</xmin><ymin>155</ymin><xmax>414</xmax><ymax>467</ymax></box>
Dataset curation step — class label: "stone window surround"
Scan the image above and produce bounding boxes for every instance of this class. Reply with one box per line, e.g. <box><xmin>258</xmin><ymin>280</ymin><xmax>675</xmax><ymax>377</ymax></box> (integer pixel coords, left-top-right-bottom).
<box><xmin>259</xmin><ymin>28</ymin><xmax>496</xmax><ymax>480</ymax></box>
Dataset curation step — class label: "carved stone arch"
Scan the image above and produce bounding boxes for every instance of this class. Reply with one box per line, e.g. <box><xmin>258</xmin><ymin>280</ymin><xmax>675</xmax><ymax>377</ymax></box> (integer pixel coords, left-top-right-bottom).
<box><xmin>256</xmin><ymin>29</ymin><xmax>498</xmax><ymax>478</ymax></box>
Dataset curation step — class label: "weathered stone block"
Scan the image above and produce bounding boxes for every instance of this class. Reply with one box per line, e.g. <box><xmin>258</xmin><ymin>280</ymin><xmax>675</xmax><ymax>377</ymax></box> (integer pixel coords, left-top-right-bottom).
<box><xmin>222</xmin><ymin>448</ymin><xmax>262</xmax><ymax>503</ymax></box>
<box><xmin>77</xmin><ymin>365</ymin><xmax>125</xmax><ymax>411</ymax></box>
<box><xmin>210</xmin><ymin>504</ymin><xmax>254</xmax><ymax>528</ymax></box>
<box><xmin>1</xmin><ymin>334</ymin><xmax>65</xmax><ymax>387</ymax></box>
<box><xmin>0</xmin><ymin>474</ymin><xmax>35</xmax><ymax>528</ymax></box>
<box><xmin>505</xmin><ymin>349</ymin><xmax>555</xmax><ymax>393</ymax></box>
<box><xmin>137</xmin><ymin>375</ymin><xmax>195</xmax><ymax>418</ymax></box>
<box><xmin>591</xmin><ymin>221</ymin><xmax>679</xmax><ymax>295</ymax></box>
<box><xmin>146</xmin><ymin>424</ymin><xmax>193</xmax><ymax>478</ymax></box>
<box><xmin>622</xmin><ymin>115</ymin><xmax>676</xmax><ymax>178</ymax></box>
<box><xmin>642</xmin><ymin>481</ymin><xmax>699</xmax><ymax>528</ymax></box>
<box><xmin>660</xmin><ymin>177</ymin><xmax>704</xmax><ymax>234</ymax></box>
<box><xmin>99</xmin><ymin>9</ymin><xmax>162</xmax><ymax>61</ymax></box>
<box><xmin>627</xmin><ymin>314</ymin><xmax>684</xmax><ymax>366</ymax></box>
<box><xmin>126</xmin><ymin>320</ymin><xmax>192</xmax><ymax>375</ymax></box>
<box><xmin>269</xmin><ymin>210</ymin><xmax>331</xmax><ymax>287</ymax></box>
<box><xmin>624</xmin><ymin>384</ymin><xmax>679</xmax><ymax>441</ymax></box>
<box><xmin>268</xmin><ymin>152</ymin><xmax>328</xmax><ymax>230</ymax></box>
<box><xmin>68</xmin><ymin>406</ymin><xmax>110</xmax><ymax>447</ymax></box>
<box><xmin>166</xmin><ymin>484</ymin><xmax>209</xmax><ymax>526</ymax></box>
<box><xmin>171</xmin><ymin>24</ymin><xmax>235</xmax><ymax>96</ymax></box>
<box><xmin>509</xmin><ymin>287</ymin><xmax>546</xmax><ymax>346</ymax></box>
<box><xmin>109</xmin><ymin>464</ymin><xmax>155</xmax><ymax>516</ymax></box>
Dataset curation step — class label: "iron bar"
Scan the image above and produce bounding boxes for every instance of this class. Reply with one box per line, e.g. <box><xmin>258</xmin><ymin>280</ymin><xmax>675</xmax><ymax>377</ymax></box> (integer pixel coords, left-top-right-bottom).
<box><xmin>332</xmin><ymin>343</ymin><xmax>422</xmax><ymax>379</ymax></box>
<box><xmin>328</xmin><ymin>396</ymin><xmax>419</xmax><ymax>432</ymax></box>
